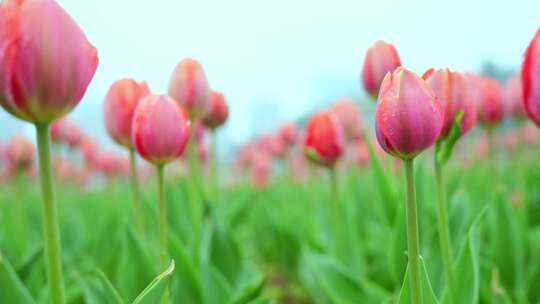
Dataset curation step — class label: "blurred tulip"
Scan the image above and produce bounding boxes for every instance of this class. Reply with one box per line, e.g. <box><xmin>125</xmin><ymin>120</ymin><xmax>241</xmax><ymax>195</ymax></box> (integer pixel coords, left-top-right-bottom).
<box><xmin>6</xmin><ymin>134</ymin><xmax>34</xmax><ymax>172</ymax></box>
<box><xmin>104</xmin><ymin>79</ymin><xmax>150</xmax><ymax>148</ymax></box>
<box><xmin>251</xmin><ymin>151</ymin><xmax>271</xmax><ymax>189</ymax></box>
<box><xmin>522</xmin><ymin>29</ymin><xmax>540</xmax><ymax>127</ymax></box>
<box><xmin>503</xmin><ymin>75</ymin><xmax>526</xmax><ymax>120</ymax></box>
<box><xmin>423</xmin><ymin>68</ymin><xmax>476</xmax><ymax>139</ymax></box>
<box><xmin>522</xmin><ymin>122</ymin><xmax>540</xmax><ymax>145</ymax></box>
<box><xmin>168</xmin><ymin>58</ymin><xmax>211</xmax><ymax>119</ymax></box>
<box><xmin>259</xmin><ymin>133</ymin><xmax>286</xmax><ymax>158</ymax></box>
<box><xmin>80</xmin><ymin>136</ymin><xmax>99</xmax><ymax>166</ymax></box>
<box><xmin>303</xmin><ymin>111</ymin><xmax>345</xmax><ymax>167</ymax></box>
<box><xmin>375</xmin><ymin>67</ymin><xmax>443</xmax><ymax>159</ymax></box>
<box><xmin>468</xmin><ymin>74</ymin><xmax>504</xmax><ymax>128</ymax></box>
<box><xmin>202</xmin><ymin>91</ymin><xmax>229</xmax><ymax>129</ymax></box>
<box><xmin>362</xmin><ymin>40</ymin><xmax>401</xmax><ymax>98</ymax></box>
<box><xmin>0</xmin><ymin>0</ymin><xmax>98</xmax><ymax>123</ymax></box>
<box><xmin>192</xmin><ymin>120</ymin><xmax>207</xmax><ymax>142</ymax></box>
<box><xmin>330</xmin><ymin>99</ymin><xmax>363</xmax><ymax>141</ymax></box>
<box><xmin>94</xmin><ymin>153</ymin><xmax>127</xmax><ymax>178</ymax></box>
<box><xmin>503</xmin><ymin>130</ymin><xmax>520</xmax><ymax>152</ymax></box>
<box><xmin>132</xmin><ymin>95</ymin><xmax>190</xmax><ymax>165</ymax></box>
<box><xmin>50</xmin><ymin>118</ymin><xmax>83</xmax><ymax>148</ymax></box>
<box><xmin>353</xmin><ymin>139</ymin><xmax>370</xmax><ymax>167</ymax></box>
<box><xmin>278</xmin><ymin>122</ymin><xmax>298</xmax><ymax>147</ymax></box>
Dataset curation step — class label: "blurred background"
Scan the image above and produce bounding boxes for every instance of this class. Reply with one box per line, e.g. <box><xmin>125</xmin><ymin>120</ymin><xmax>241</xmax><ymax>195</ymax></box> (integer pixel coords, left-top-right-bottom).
<box><xmin>1</xmin><ymin>0</ymin><xmax>538</xmax><ymax>159</ymax></box>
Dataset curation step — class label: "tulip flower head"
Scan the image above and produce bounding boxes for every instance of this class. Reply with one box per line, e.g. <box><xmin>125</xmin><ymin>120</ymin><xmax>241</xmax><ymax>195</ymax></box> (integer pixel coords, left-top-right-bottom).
<box><xmin>0</xmin><ymin>0</ymin><xmax>98</xmax><ymax>123</ymax></box>
<box><xmin>251</xmin><ymin>151</ymin><xmax>271</xmax><ymax>189</ymax></box>
<box><xmin>168</xmin><ymin>58</ymin><xmax>211</xmax><ymax>119</ymax></box>
<box><xmin>202</xmin><ymin>91</ymin><xmax>229</xmax><ymax>129</ymax></box>
<box><xmin>104</xmin><ymin>79</ymin><xmax>150</xmax><ymax>148</ymax></box>
<box><xmin>6</xmin><ymin>134</ymin><xmax>34</xmax><ymax>172</ymax></box>
<box><xmin>375</xmin><ymin>67</ymin><xmax>443</xmax><ymax>159</ymax></box>
<box><xmin>303</xmin><ymin>111</ymin><xmax>345</xmax><ymax>167</ymax></box>
<box><xmin>50</xmin><ymin>118</ymin><xmax>83</xmax><ymax>148</ymax></box>
<box><xmin>132</xmin><ymin>94</ymin><xmax>190</xmax><ymax>165</ymax></box>
<box><xmin>423</xmin><ymin>68</ymin><xmax>476</xmax><ymax>139</ymax></box>
<box><xmin>278</xmin><ymin>122</ymin><xmax>298</xmax><ymax>147</ymax></box>
<box><xmin>330</xmin><ymin>99</ymin><xmax>364</xmax><ymax>141</ymax></box>
<box><xmin>362</xmin><ymin>40</ymin><xmax>401</xmax><ymax>98</ymax></box>
<box><xmin>468</xmin><ymin>74</ymin><xmax>504</xmax><ymax>129</ymax></box>
<box><xmin>504</xmin><ymin>75</ymin><xmax>526</xmax><ymax>120</ymax></box>
<box><xmin>522</xmin><ymin>29</ymin><xmax>540</xmax><ymax>127</ymax></box>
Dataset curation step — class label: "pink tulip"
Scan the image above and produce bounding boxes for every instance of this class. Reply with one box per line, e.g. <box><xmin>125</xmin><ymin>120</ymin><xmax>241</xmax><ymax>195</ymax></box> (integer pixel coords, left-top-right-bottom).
<box><xmin>353</xmin><ymin>139</ymin><xmax>370</xmax><ymax>167</ymax></box>
<box><xmin>423</xmin><ymin>68</ymin><xmax>476</xmax><ymax>139</ymax></box>
<box><xmin>202</xmin><ymin>91</ymin><xmax>229</xmax><ymax>129</ymax></box>
<box><xmin>258</xmin><ymin>133</ymin><xmax>286</xmax><ymax>158</ymax></box>
<box><xmin>375</xmin><ymin>67</ymin><xmax>443</xmax><ymax>159</ymax></box>
<box><xmin>132</xmin><ymin>95</ymin><xmax>190</xmax><ymax>165</ymax></box>
<box><xmin>503</xmin><ymin>75</ymin><xmax>526</xmax><ymax>120</ymax></box>
<box><xmin>251</xmin><ymin>151</ymin><xmax>271</xmax><ymax>189</ymax></box>
<box><xmin>6</xmin><ymin>134</ymin><xmax>34</xmax><ymax>171</ymax></box>
<box><xmin>362</xmin><ymin>41</ymin><xmax>401</xmax><ymax>98</ymax></box>
<box><xmin>522</xmin><ymin>122</ymin><xmax>540</xmax><ymax>145</ymax></box>
<box><xmin>50</xmin><ymin>118</ymin><xmax>83</xmax><ymax>148</ymax></box>
<box><xmin>278</xmin><ymin>122</ymin><xmax>298</xmax><ymax>147</ymax></box>
<box><xmin>0</xmin><ymin>0</ymin><xmax>98</xmax><ymax>123</ymax></box>
<box><xmin>330</xmin><ymin>98</ymin><xmax>364</xmax><ymax>141</ymax></box>
<box><xmin>303</xmin><ymin>111</ymin><xmax>345</xmax><ymax>167</ymax></box>
<box><xmin>79</xmin><ymin>136</ymin><xmax>99</xmax><ymax>166</ymax></box>
<box><xmin>168</xmin><ymin>58</ymin><xmax>211</xmax><ymax>119</ymax></box>
<box><xmin>104</xmin><ymin>79</ymin><xmax>150</xmax><ymax>148</ymax></box>
<box><xmin>522</xmin><ymin>30</ymin><xmax>540</xmax><ymax>127</ymax></box>
<box><xmin>467</xmin><ymin>74</ymin><xmax>504</xmax><ymax>128</ymax></box>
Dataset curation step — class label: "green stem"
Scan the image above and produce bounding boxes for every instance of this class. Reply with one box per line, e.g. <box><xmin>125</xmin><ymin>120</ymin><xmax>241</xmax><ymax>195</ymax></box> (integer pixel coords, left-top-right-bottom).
<box><xmin>156</xmin><ymin>165</ymin><xmax>167</xmax><ymax>269</ymax></box>
<box><xmin>434</xmin><ymin>157</ymin><xmax>455</xmax><ymax>304</ymax></box>
<box><xmin>35</xmin><ymin>123</ymin><xmax>65</xmax><ymax>304</ymax></box>
<box><xmin>329</xmin><ymin>166</ymin><xmax>338</xmax><ymax>203</ymax></box>
<box><xmin>210</xmin><ymin>131</ymin><xmax>218</xmax><ymax>199</ymax></box>
<box><xmin>486</xmin><ymin>128</ymin><xmax>496</xmax><ymax>181</ymax></box>
<box><xmin>129</xmin><ymin>148</ymin><xmax>145</xmax><ymax>235</ymax></box>
<box><xmin>404</xmin><ymin>158</ymin><xmax>422</xmax><ymax>304</ymax></box>
<box><xmin>187</xmin><ymin>138</ymin><xmax>202</xmax><ymax>260</ymax></box>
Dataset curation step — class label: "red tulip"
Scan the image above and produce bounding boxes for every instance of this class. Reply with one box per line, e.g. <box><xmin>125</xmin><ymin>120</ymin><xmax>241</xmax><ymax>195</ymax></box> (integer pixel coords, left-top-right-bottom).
<box><xmin>503</xmin><ymin>75</ymin><xmax>526</xmax><ymax>120</ymax></box>
<box><xmin>202</xmin><ymin>91</ymin><xmax>229</xmax><ymax>129</ymax></box>
<box><xmin>522</xmin><ymin>29</ymin><xmax>540</xmax><ymax>127</ymax></box>
<box><xmin>0</xmin><ymin>0</ymin><xmax>98</xmax><ymax>123</ymax></box>
<box><xmin>132</xmin><ymin>95</ymin><xmax>190</xmax><ymax>165</ymax></box>
<box><xmin>6</xmin><ymin>134</ymin><xmax>34</xmax><ymax>171</ymax></box>
<box><xmin>278</xmin><ymin>122</ymin><xmax>298</xmax><ymax>147</ymax></box>
<box><xmin>104</xmin><ymin>79</ymin><xmax>150</xmax><ymax>148</ymax></box>
<box><xmin>330</xmin><ymin>98</ymin><xmax>363</xmax><ymax>141</ymax></box>
<box><xmin>467</xmin><ymin>74</ymin><xmax>504</xmax><ymax>128</ymax></box>
<box><xmin>303</xmin><ymin>111</ymin><xmax>345</xmax><ymax>167</ymax></box>
<box><xmin>423</xmin><ymin>68</ymin><xmax>476</xmax><ymax>139</ymax></box>
<box><xmin>168</xmin><ymin>58</ymin><xmax>211</xmax><ymax>119</ymax></box>
<box><xmin>362</xmin><ymin>41</ymin><xmax>401</xmax><ymax>98</ymax></box>
<box><xmin>375</xmin><ymin>67</ymin><xmax>443</xmax><ymax>159</ymax></box>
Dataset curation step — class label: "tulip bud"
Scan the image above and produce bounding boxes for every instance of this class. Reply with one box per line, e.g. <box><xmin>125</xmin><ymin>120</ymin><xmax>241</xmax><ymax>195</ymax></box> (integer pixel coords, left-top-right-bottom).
<box><xmin>50</xmin><ymin>118</ymin><xmax>83</xmax><ymax>148</ymax></box>
<box><xmin>330</xmin><ymin>98</ymin><xmax>363</xmax><ymax>141</ymax></box>
<box><xmin>104</xmin><ymin>79</ymin><xmax>150</xmax><ymax>148</ymax></box>
<box><xmin>522</xmin><ymin>29</ymin><xmax>540</xmax><ymax>127</ymax></box>
<box><xmin>202</xmin><ymin>91</ymin><xmax>229</xmax><ymax>129</ymax></box>
<box><xmin>423</xmin><ymin>68</ymin><xmax>476</xmax><ymax>139</ymax></box>
<box><xmin>258</xmin><ymin>133</ymin><xmax>286</xmax><ymax>158</ymax></box>
<box><xmin>303</xmin><ymin>111</ymin><xmax>345</xmax><ymax>167</ymax></box>
<box><xmin>375</xmin><ymin>67</ymin><xmax>443</xmax><ymax>159</ymax></box>
<box><xmin>362</xmin><ymin>41</ymin><xmax>401</xmax><ymax>98</ymax></box>
<box><xmin>168</xmin><ymin>58</ymin><xmax>211</xmax><ymax>119</ymax></box>
<box><xmin>132</xmin><ymin>95</ymin><xmax>190</xmax><ymax>165</ymax></box>
<box><xmin>278</xmin><ymin>122</ymin><xmax>298</xmax><ymax>147</ymax></box>
<box><xmin>503</xmin><ymin>75</ymin><xmax>526</xmax><ymax>120</ymax></box>
<box><xmin>0</xmin><ymin>0</ymin><xmax>98</xmax><ymax>123</ymax></box>
<box><xmin>6</xmin><ymin>134</ymin><xmax>34</xmax><ymax>171</ymax></box>
<box><xmin>467</xmin><ymin>74</ymin><xmax>504</xmax><ymax>128</ymax></box>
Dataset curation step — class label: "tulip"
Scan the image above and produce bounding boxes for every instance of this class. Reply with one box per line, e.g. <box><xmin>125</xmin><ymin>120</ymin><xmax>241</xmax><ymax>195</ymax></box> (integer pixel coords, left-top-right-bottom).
<box><xmin>375</xmin><ymin>67</ymin><xmax>443</xmax><ymax>159</ymax></box>
<box><xmin>251</xmin><ymin>151</ymin><xmax>271</xmax><ymax>189</ymax></box>
<box><xmin>132</xmin><ymin>94</ymin><xmax>190</xmax><ymax>281</ymax></box>
<box><xmin>202</xmin><ymin>91</ymin><xmax>229</xmax><ymax>130</ymax></box>
<box><xmin>103</xmin><ymin>78</ymin><xmax>150</xmax><ymax>234</ymax></box>
<box><xmin>504</xmin><ymin>75</ymin><xmax>526</xmax><ymax>120</ymax></box>
<box><xmin>168</xmin><ymin>58</ymin><xmax>211</xmax><ymax>119</ymax></box>
<box><xmin>279</xmin><ymin>122</ymin><xmax>298</xmax><ymax>147</ymax></box>
<box><xmin>259</xmin><ymin>133</ymin><xmax>286</xmax><ymax>159</ymax></box>
<box><xmin>423</xmin><ymin>68</ymin><xmax>475</xmax><ymax>304</ymax></box>
<box><xmin>303</xmin><ymin>111</ymin><xmax>345</xmax><ymax>167</ymax></box>
<box><xmin>104</xmin><ymin>79</ymin><xmax>150</xmax><ymax>148</ymax></box>
<box><xmin>375</xmin><ymin>67</ymin><xmax>443</xmax><ymax>304</ymax></box>
<box><xmin>50</xmin><ymin>118</ymin><xmax>83</xmax><ymax>148</ymax></box>
<box><xmin>0</xmin><ymin>2</ymin><xmax>98</xmax><ymax>302</ymax></box>
<box><xmin>423</xmin><ymin>68</ymin><xmax>476</xmax><ymax>139</ymax></box>
<box><xmin>330</xmin><ymin>99</ymin><xmax>364</xmax><ymax>141</ymax></box>
<box><xmin>467</xmin><ymin>74</ymin><xmax>504</xmax><ymax>129</ymax></box>
<box><xmin>362</xmin><ymin>40</ymin><xmax>401</xmax><ymax>98</ymax></box>
<box><xmin>6</xmin><ymin>134</ymin><xmax>34</xmax><ymax>173</ymax></box>
<box><xmin>522</xmin><ymin>29</ymin><xmax>540</xmax><ymax>127</ymax></box>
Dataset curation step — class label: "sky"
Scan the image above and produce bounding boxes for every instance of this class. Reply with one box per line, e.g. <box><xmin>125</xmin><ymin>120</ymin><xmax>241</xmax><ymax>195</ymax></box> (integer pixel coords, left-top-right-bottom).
<box><xmin>1</xmin><ymin>0</ymin><xmax>539</xmax><ymax>155</ymax></box>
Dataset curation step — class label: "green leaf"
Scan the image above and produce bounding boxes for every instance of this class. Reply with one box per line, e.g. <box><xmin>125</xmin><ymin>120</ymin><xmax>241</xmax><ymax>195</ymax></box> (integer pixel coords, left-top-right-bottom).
<box><xmin>397</xmin><ymin>257</ymin><xmax>438</xmax><ymax>304</ymax></box>
<box><xmin>300</xmin><ymin>250</ymin><xmax>390</xmax><ymax>304</ymax></box>
<box><xmin>169</xmin><ymin>234</ymin><xmax>204</xmax><ymax>304</ymax></box>
<box><xmin>436</xmin><ymin>110</ymin><xmax>464</xmax><ymax>166</ymax></box>
<box><xmin>132</xmin><ymin>260</ymin><xmax>175</xmax><ymax>304</ymax></box>
<box><xmin>203</xmin><ymin>220</ymin><xmax>242</xmax><ymax>284</ymax></box>
<box><xmin>80</xmin><ymin>269</ymin><xmax>125</xmax><ymax>304</ymax></box>
<box><xmin>0</xmin><ymin>252</ymin><xmax>36</xmax><ymax>304</ymax></box>
<box><xmin>441</xmin><ymin>208</ymin><xmax>486</xmax><ymax>304</ymax></box>
<box><xmin>228</xmin><ymin>273</ymin><xmax>266</xmax><ymax>304</ymax></box>
<box><xmin>202</xmin><ymin>263</ymin><xmax>232</xmax><ymax>304</ymax></box>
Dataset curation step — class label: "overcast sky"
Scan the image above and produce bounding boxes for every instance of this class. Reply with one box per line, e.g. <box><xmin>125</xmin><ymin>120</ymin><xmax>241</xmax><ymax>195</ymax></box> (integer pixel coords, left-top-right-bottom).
<box><xmin>1</xmin><ymin>0</ymin><xmax>539</xmax><ymax>151</ymax></box>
